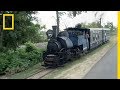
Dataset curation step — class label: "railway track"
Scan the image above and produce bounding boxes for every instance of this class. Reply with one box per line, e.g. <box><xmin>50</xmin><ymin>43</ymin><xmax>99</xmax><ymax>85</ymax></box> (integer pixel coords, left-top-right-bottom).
<box><xmin>27</xmin><ymin>67</ymin><xmax>55</xmax><ymax>79</ymax></box>
<box><xmin>26</xmin><ymin>54</ymin><xmax>86</xmax><ymax>79</ymax></box>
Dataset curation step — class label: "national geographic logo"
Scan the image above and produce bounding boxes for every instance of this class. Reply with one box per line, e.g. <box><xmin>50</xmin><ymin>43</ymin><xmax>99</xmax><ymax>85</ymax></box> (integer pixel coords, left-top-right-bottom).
<box><xmin>0</xmin><ymin>14</ymin><xmax>14</xmax><ymax>30</ymax></box>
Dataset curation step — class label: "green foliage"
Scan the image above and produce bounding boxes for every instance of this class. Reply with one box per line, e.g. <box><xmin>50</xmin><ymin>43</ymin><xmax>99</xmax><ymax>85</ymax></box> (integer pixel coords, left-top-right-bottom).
<box><xmin>0</xmin><ymin>42</ymin><xmax>43</xmax><ymax>75</ymax></box>
<box><xmin>104</xmin><ymin>22</ymin><xmax>117</xmax><ymax>35</ymax></box>
<box><xmin>0</xmin><ymin>11</ymin><xmax>46</xmax><ymax>75</ymax></box>
<box><xmin>79</xmin><ymin>21</ymin><xmax>102</xmax><ymax>28</ymax></box>
<box><xmin>75</xmin><ymin>24</ymin><xmax>82</xmax><ymax>28</ymax></box>
<box><xmin>25</xmin><ymin>42</ymin><xmax>37</xmax><ymax>52</ymax></box>
<box><xmin>0</xmin><ymin>53</ymin><xmax>9</xmax><ymax>74</ymax></box>
<box><xmin>104</xmin><ymin>22</ymin><xmax>117</xmax><ymax>31</ymax></box>
<box><xmin>0</xmin><ymin>11</ymin><xmax>46</xmax><ymax>50</ymax></box>
<box><xmin>68</xmin><ymin>11</ymin><xmax>87</xmax><ymax>18</ymax></box>
<box><xmin>88</xmin><ymin>21</ymin><xmax>102</xmax><ymax>28</ymax></box>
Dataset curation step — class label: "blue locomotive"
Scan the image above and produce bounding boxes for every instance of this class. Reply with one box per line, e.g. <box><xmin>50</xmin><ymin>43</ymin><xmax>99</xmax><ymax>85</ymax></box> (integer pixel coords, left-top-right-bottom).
<box><xmin>43</xmin><ymin>25</ymin><xmax>110</xmax><ymax>67</ymax></box>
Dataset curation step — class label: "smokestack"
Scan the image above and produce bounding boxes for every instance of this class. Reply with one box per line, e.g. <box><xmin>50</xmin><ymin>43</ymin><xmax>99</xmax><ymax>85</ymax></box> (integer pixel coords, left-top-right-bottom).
<box><xmin>52</xmin><ymin>26</ymin><xmax>58</xmax><ymax>38</ymax></box>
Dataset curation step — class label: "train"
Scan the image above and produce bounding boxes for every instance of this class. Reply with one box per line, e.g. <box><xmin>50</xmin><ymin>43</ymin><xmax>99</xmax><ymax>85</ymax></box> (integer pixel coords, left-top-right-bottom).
<box><xmin>43</xmin><ymin>24</ymin><xmax>110</xmax><ymax>67</ymax></box>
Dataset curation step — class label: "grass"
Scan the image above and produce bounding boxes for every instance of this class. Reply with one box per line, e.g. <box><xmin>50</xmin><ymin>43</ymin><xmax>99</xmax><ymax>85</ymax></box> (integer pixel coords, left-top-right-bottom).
<box><xmin>8</xmin><ymin>63</ymin><xmax>43</xmax><ymax>79</ymax></box>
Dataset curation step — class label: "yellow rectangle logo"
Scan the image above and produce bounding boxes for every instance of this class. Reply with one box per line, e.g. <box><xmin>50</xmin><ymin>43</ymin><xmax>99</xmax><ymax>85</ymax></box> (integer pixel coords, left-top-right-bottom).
<box><xmin>3</xmin><ymin>14</ymin><xmax>14</xmax><ymax>30</ymax></box>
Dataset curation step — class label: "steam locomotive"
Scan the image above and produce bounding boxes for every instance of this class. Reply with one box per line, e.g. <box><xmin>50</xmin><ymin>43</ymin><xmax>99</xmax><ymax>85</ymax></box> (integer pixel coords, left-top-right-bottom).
<box><xmin>43</xmin><ymin>24</ymin><xmax>110</xmax><ymax>67</ymax></box>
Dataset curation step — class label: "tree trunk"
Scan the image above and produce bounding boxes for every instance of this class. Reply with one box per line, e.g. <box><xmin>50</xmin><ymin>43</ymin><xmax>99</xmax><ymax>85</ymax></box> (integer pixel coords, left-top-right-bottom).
<box><xmin>56</xmin><ymin>11</ymin><xmax>59</xmax><ymax>36</ymax></box>
<box><xmin>0</xmin><ymin>25</ymin><xmax>3</xmax><ymax>48</ymax></box>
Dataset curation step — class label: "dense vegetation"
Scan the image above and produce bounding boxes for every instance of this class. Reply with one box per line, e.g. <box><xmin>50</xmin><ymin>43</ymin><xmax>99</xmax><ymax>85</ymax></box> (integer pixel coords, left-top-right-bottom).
<box><xmin>0</xmin><ymin>11</ymin><xmax>46</xmax><ymax>75</ymax></box>
<box><xmin>0</xmin><ymin>11</ymin><xmax>46</xmax><ymax>50</ymax></box>
<box><xmin>0</xmin><ymin>42</ymin><xmax>43</xmax><ymax>75</ymax></box>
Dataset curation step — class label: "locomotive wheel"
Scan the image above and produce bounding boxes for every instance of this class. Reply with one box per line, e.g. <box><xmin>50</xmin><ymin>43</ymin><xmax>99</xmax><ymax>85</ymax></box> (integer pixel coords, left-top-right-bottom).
<box><xmin>52</xmin><ymin>56</ymin><xmax>60</xmax><ymax>68</ymax></box>
<box><xmin>58</xmin><ymin>60</ymin><xmax>64</xmax><ymax>67</ymax></box>
<box><xmin>53</xmin><ymin>61</ymin><xmax>59</xmax><ymax>67</ymax></box>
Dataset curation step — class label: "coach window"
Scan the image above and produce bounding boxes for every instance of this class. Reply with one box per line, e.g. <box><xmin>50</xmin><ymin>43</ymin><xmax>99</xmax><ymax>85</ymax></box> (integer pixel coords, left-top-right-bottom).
<box><xmin>96</xmin><ymin>34</ymin><xmax>98</xmax><ymax>40</ymax></box>
<box><xmin>93</xmin><ymin>34</ymin><xmax>95</xmax><ymax>41</ymax></box>
<box><xmin>98</xmin><ymin>34</ymin><xmax>99</xmax><ymax>39</ymax></box>
<box><xmin>93</xmin><ymin>36</ymin><xmax>94</xmax><ymax>41</ymax></box>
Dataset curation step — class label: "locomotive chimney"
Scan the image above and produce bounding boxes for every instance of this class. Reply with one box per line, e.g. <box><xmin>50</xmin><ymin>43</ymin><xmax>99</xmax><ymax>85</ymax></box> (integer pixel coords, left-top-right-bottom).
<box><xmin>52</xmin><ymin>25</ymin><xmax>58</xmax><ymax>38</ymax></box>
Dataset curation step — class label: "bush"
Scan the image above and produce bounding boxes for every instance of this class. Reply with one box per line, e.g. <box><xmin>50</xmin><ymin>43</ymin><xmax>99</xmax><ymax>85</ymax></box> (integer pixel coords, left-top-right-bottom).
<box><xmin>0</xmin><ymin>53</ymin><xmax>9</xmax><ymax>74</ymax></box>
<box><xmin>25</xmin><ymin>41</ymin><xmax>37</xmax><ymax>52</ymax></box>
<box><xmin>0</xmin><ymin>42</ymin><xmax>43</xmax><ymax>75</ymax></box>
<box><xmin>0</xmin><ymin>47</ymin><xmax>8</xmax><ymax>53</ymax></box>
<box><xmin>26</xmin><ymin>50</ymin><xmax>42</xmax><ymax>66</ymax></box>
<box><xmin>5</xmin><ymin>57</ymin><xmax>30</xmax><ymax>75</ymax></box>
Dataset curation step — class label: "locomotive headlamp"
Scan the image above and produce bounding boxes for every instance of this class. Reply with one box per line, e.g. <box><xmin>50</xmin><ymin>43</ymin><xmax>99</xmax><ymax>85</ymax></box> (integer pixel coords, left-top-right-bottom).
<box><xmin>48</xmin><ymin>33</ymin><xmax>53</xmax><ymax>37</ymax></box>
<box><xmin>46</xmin><ymin>29</ymin><xmax>53</xmax><ymax>38</ymax></box>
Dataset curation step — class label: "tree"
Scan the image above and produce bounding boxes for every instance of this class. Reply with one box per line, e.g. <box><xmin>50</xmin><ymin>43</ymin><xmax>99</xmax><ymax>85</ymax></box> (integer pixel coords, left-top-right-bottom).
<box><xmin>94</xmin><ymin>11</ymin><xmax>104</xmax><ymax>28</ymax></box>
<box><xmin>0</xmin><ymin>25</ymin><xmax>3</xmax><ymax>49</ymax></box>
<box><xmin>104</xmin><ymin>22</ymin><xmax>116</xmax><ymax>31</ymax></box>
<box><xmin>68</xmin><ymin>11</ymin><xmax>87</xmax><ymax>17</ymax></box>
<box><xmin>79</xmin><ymin>21</ymin><xmax>103</xmax><ymax>28</ymax></box>
<box><xmin>0</xmin><ymin>11</ymin><xmax>45</xmax><ymax>50</ymax></box>
<box><xmin>88</xmin><ymin>21</ymin><xmax>102</xmax><ymax>28</ymax></box>
<box><xmin>0</xmin><ymin>13</ymin><xmax>3</xmax><ymax>49</ymax></box>
<box><xmin>56</xmin><ymin>11</ymin><xmax>59</xmax><ymax>35</ymax></box>
<box><xmin>55</xmin><ymin>11</ymin><xmax>86</xmax><ymax>32</ymax></box>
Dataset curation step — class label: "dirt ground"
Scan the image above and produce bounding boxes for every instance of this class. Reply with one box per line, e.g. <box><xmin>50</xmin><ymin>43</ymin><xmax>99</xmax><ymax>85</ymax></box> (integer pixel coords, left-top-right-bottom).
<box><xmin>42</xmin><ymin>36</ymin><xmax>117</xmax><ymax>79</ymax></box>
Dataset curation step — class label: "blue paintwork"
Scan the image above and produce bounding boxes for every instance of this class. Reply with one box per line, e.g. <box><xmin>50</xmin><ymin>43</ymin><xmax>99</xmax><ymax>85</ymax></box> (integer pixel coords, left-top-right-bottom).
<box><xmin>68</xmin><ymin>32</ymin><xmax>78</xmax><ymax>46</ymax></box>
<box><xmin>67</xmin><ymin>30</ymin><xmax>88</xmax><ymax>51</ymax></box>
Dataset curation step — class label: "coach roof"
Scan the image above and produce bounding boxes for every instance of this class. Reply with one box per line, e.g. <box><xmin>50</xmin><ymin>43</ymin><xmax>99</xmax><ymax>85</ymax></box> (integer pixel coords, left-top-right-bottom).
<box><xmin>89</xmin><ymin>28</ymin><xmax>110</xmax><ymax>31</ymax></box>
<box><xmin>64</xmin><ymin>27</ymin><xmax>89</xmax><ymax>31</ymax></box>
